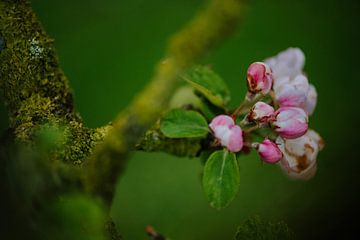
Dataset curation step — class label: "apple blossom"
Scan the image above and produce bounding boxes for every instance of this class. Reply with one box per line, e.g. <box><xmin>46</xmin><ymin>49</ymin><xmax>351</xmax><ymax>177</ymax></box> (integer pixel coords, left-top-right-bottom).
<box><xmin>275</xmin><ymin>74</ymin><xmax>309</xmax><ymax>108</ymax></box>
<box><xmin>173</xmin><ymin>47</ymin><xmax>324</xmax><ymax>187</ymax></box>
<box><xmin>246</xmin><ymin>62</ymin><xmax>273</xmax><ymax>94</ymax></box>
<box><xmin>273</xmin><ymin>107</ymin><xmax>308</xmax><ymax>139</ymax></box>
<box><xmin>276</xmin><ymin>129</ymin><xmax>324</xmax><ymax>180</ymax></box>
<box><xmin>248</xmin><ymin>101</ymin><xmax>274</xmax><ymax>122</ymax></box>
<box><xmin>265</xmin><ymin>47</ymin><xmax>305</xmax><ymax>80</ymax></box>
<box><xmin>265</xmin><ymin>48</ymin><xmax>317</xmax><ymax>115</ymax></box>
<box><xmin>257</xmin><ymin>139</ymin><xmax>283</xmax><ymax>164</ymax></box>
<box><xmin>209</xmin><ymin>115</ymin><xmax>243</xmax><ymax>152</ymax></box>
<box><xmin>305</xmin><ymin>84</ymin><xmax>317</xmax><ymax>115</ymax></box>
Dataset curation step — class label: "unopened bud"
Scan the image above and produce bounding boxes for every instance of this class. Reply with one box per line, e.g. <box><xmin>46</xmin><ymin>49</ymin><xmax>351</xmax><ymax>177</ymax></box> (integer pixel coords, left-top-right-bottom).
<box><xmin>248</xmin><ymin>101</ymin><xmax>274</xmax><ymax>122</ymax></box>
<box><xmin>209</xmin><ymin>115</ymin><xmax>243</xmax><ymax>152</ymax></box>
<box><xmin>247</xmin><ymin>62</ymin><xmax>273</xmax><ymax>94</ymax></box>
<box><xmin>273</xmin><ymin>107</ymin><xmax>308</xmax><ymax>139</ymax></box>
<box><xmin>257</xmin><ymin>139</ymin><xmax>282</xmax><ymax>164</ymax></box>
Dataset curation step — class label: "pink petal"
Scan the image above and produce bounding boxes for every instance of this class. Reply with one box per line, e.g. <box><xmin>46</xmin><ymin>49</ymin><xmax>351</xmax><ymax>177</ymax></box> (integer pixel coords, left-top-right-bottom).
<box><xmin>258</xmin><ymin>139</ymin><xmax>282</xmax><ymax>163</ymax></box>
<box><xmin>227</xmin><ymin>125</ymin><xmax>243</xmax><ymax>152</ymax></box>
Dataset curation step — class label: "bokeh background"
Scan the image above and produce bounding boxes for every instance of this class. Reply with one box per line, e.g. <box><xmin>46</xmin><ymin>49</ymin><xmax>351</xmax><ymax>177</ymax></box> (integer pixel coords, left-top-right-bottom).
<box><xmin>1</xmin><ymin>0</ymin><xmax>359</xmax><ymax>239</ymax></box>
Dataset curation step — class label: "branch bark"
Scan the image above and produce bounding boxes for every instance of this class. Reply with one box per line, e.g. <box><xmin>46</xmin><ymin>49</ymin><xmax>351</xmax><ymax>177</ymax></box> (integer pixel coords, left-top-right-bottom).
<box><xmin>83</xmin><ymin>0</ymin><xmax>247</xmax><ymax>204</ymax></box>
<box><xmin>135</xmin><ymin>122</ymin><xmax>203</xmax><ymax>157</ymax></box>
<box><xmin>0</xmin><ymin>0</ymin><xmax>107</xmax><ymax>165</ymax></box>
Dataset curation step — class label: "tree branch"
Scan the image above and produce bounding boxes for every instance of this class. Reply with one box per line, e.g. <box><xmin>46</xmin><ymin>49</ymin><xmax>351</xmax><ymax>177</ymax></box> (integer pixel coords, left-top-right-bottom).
<box><xmin>135</xmin><ymin>122</ymin><xmax>203</xmax><ymax>158</ymax></box>
<box><xmin>0</xmin><ymin>0</ymin><xmax>107</xmax><ymax>165</ymax></box>
<box><xmin>83</xmin><ymin>0</ymin><xmax>247</xmax><ymax>203</ymax></box>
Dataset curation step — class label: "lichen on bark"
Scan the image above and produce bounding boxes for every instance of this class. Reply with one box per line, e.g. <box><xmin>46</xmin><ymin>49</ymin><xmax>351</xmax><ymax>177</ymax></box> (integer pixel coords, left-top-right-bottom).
<box><xmin>0</xmin><ymin>0</ymin><xmax>76</xmax><ymax>127</ymax></box>
<box><xmin>0</xmin><ymin>0</ymin><xmax>108</xmax><ymax>164</ymax></box>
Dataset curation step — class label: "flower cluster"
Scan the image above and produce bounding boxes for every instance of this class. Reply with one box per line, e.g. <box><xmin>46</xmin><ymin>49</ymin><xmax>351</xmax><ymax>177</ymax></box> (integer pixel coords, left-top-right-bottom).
<box><xmin>209</xmin><ymin>48</ymin><xmax>324</xmax><ymax>180</ymax></box>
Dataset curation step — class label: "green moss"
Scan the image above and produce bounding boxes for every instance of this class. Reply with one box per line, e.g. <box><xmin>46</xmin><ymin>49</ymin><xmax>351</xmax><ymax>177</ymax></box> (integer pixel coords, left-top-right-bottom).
<box><xmin>136</xmin><ymin>122</ymin><xmax>202</xmax><ymax>157</ymax></box>
<box><xmin>0</xmin><ymin>0</ymin><xmax>108</xmax><ymax>165</ymax></box>
<box><xmin>234</xmin><ymin>216</ymin><xmax>295</xmax><ymax>240</ymax></box>
<box><xmin>30</xmin><ymin>120</ymin><xmax>108</xmax><ymax>165</ymax></box>
<box><xmin>0</xmin><ymin>0</ymin><xmax>78</xmax><ymax>134</ymax></box>
<box><xmin>60</xmin><ymin>122</ymin><xmax>110</xmax><ymax>164</ymax></box>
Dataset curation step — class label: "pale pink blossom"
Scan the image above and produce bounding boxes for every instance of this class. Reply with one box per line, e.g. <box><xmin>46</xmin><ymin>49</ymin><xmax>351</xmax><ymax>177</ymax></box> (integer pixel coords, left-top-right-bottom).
<box><xmin>276</xmin><ymin>129</ymin><xmax>324</xmax><ymax>180</ymax></box>
<box><xmin>273</xmin><ymin>107</ymin><xmax>308</xmax><ymax>139</ymax></box>
<box><xmin>248</xmin><ymin>101</ymin><xmax>274</xmax><ymax>122</ymax></box>
<box><xmin>265</xmin><ymin>48</ymin><xmax>317</xmax><ymax>115</ymax></box>
<box><xmin>226</xmin><ymin>125</ymin><xmax>243</xmax><ymax>152</ymax></box>
<box><xmin>209</xmin><ymin>115</ymin><xmax>243</xmax><ymax>152</ymax></box>
<box><xmin>275</xmin><ymin>74</ymin><xmax>309</xmax><ymax>108</ymax></box>
<box><xmin>209</xmin><ymin>115</ymin><xmax>234</xmax><ymax>128</ymax></box>
<box><xmin>257</xmin><ymin>139</ymin><xmax>282</xmax><ymax>164</ymax></box>
<box><xmin>304</xmin><ymin>84</ymin><xmax>317</xmax><ymax>115</ymax></box>
<box><xmin>265</xmin><ymin>47</ymin><xmax>305</xmax><ymax>80</ymax></box>
<box><xmin>246</xmin><ymin>62</ymin><xmax>273</xmax><ymax>94</ymax></box>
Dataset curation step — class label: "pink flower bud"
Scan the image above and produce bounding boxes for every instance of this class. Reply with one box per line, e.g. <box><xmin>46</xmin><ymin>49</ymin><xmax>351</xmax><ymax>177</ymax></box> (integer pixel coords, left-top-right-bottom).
<box><xmin>276</xmin><ymin>129</ymin><xmax>324</xmax><ymax>180</ymax></box>
<box><xmin>226</xmin><ymin>125</ymin><xmax>243</xmax><ymax>152</ymax></box>
<box><xmin>248</xmin><ymin>101</ymin><xmax>274</xmax><ymax>122</ymax></box>
<box><xmin>275</xmin><ymin>74</ymin><xmax>309</xmax><ymax>108</ymax></box>
<box><xmin>304</xmin><ymin>84</ymin><xmax>317</xmax><ymax>116</ymax></box>
<box><xmin>247</xmin><ymin>62</ymin><xmax>273</xmax><ymax>94</ymax></box>
<box><xmin>209</xmin><ymin>115</ymin><xmax>234</xmax><ymax>128</ymax></box>
<box><xmin>209</xmin><ymin>115</ymin><xmax>243</xmax><ymax>152</ymax></box>
<box><xmin>273</xmin><ymin>107</ymin><xmax>308</xmax><ymax>139</ymax></box>
<box><xmin>257</xmin><ymin>139</ymin><xmax>282</xmax><ymax>164</ymax></box>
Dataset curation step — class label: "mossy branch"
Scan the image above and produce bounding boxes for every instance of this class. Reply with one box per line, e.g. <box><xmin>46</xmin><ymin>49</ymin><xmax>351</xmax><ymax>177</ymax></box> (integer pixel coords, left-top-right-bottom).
<box><xmin>83</xmin><ymin>0</ymin><xmax>247</xmax><ymax>203</ymax></box>
<box><xmin>234</xmin><ymin>216</ymin><xmax>295</xmax><ymax>240</ymax></box>
<box><xmin>0</xmin><ymin>0</ymin><xmax>108</xmax><ymax>165</ymax></box>
<box><xmin>0</xmin><ymin>0</ymin><xmax>77</xmax><ymax>131</ymax></box>
<box><xmin>135</xmin><ymin>122</ymin><xmax>203</xmax><ymax>158</ymax></box>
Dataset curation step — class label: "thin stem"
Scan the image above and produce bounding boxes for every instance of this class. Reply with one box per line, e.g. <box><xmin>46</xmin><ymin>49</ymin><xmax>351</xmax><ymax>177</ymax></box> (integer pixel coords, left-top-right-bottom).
<box><xmin>244</xmin><ymin>124</ymin><xmax>260</xmax><ymax>133</ymax></box>
<box><xmin>269</xmin><ymin>90</ymin><xmax>278</xmax><ymax>107</ymax></box>
<box><xmin>232</xmin><ymin>93</ymin><xmax>264</xmax><ymax>116</ymax></box>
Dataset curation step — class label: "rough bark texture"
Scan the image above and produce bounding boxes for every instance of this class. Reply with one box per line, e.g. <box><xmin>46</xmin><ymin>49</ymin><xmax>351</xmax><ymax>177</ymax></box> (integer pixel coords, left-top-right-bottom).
<box><xmin>0</xmin><ymin>0</ymin><xmax>108</xmax><ymax>165</ymax></box>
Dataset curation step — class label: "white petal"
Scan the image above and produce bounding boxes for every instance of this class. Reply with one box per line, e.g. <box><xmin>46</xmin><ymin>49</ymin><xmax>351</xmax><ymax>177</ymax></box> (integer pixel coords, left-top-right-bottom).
<box><xmin>214</xmin><ymin>125</ymin><xmax>232</xmax><ymax>147</ymax></box>
<box><xmin>292</xmin><ymin>74</ymin><xmax>309</xmax><ymax>93</ymax></box>
<box><xmin>305</xmin><ymin>84</ymin><xmax>317</xmax><ymax>116</ymax></box>
<box><xmin>265</xmin><ymin>48</ymin><xmax>305</xmax><ymax>80</ymax></box>
<box><xmin>276</xmin><ymin>129</ymin><xmax>324</xmax><ymax>180</ymax></box>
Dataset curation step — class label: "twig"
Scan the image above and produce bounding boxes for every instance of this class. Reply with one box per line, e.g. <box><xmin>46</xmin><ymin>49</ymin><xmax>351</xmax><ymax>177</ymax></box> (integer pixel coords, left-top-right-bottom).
<box><xmin>83</xmin><ymin>0</ymin><xmax>247</xmax><ymax>204</ymax></box>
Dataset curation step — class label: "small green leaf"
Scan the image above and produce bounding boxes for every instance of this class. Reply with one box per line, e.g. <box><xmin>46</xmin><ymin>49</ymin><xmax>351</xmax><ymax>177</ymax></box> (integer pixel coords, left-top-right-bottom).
<box><xmin>183</xmin><ymin>65</ymin><xmax>231</xmax><ymax>107</ymax></box>
<box><xmin>160</xmin><ymin>109</ymin><xmax>209</xmax><ymax>138</ymax></box>
<box><xmin>169</xmin><ymin>86</ymin><xmax>203</xmax><ymax>109</ymax></box>
<box><xmin>202</xmin><ymin>149</ymin><xmax>240</xmax><ymax>210</ymax></box>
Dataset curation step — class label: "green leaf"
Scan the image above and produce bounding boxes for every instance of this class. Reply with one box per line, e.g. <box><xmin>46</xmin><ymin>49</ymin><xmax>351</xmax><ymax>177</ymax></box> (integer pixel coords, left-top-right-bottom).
<box><xmin>160</xmin><ymin>108</ymin><xmax>209</xmax><ymax>138</ymax></box>
<box><xmin>169</xmin><ymin>86</ymin><xmax>203</xmax><ymax>109</ymax></box>
<box><xmin>183</xmin><ymin>65</ymin><xmax>231</xmax><ymax>108</ymax></box>
<box><xmin>202</xmin><ymin>149</ymin><xmax>240</xmax><ymax>210</ymax></box>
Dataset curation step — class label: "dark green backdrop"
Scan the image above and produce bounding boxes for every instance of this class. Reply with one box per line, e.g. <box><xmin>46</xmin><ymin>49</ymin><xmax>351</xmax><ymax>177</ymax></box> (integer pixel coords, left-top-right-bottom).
<box><xmin>1</xmin><ymin>0</ymin><xmax>359</xmax><ymax>239</ymax></box>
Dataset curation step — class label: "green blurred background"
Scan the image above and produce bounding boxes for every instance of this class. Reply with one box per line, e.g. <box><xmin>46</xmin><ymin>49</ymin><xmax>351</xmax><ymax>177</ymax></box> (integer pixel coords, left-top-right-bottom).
<box><xmin>1</xmin><ymin>0</ymin><xmax>359</xmax><ymax>239</ymax></box>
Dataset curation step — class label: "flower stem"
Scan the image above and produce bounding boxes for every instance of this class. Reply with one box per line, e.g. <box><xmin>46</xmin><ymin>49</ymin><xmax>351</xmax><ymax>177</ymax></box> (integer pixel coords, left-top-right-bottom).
<box><xmin>232</xmin><ymin>93</ymin><xmax>264</xmax><ymax>116</ymax></box>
